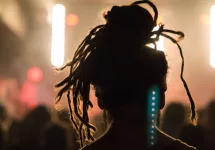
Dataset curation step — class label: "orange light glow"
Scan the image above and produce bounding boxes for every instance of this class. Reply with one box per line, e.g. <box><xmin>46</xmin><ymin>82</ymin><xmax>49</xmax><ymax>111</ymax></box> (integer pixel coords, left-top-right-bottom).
<box><xmin>66</xmin><ymin>14</ymin><xmax>79</xmax><ymax>26</ymax></box>
<box><xmin>200</xmin><ymin>14</ymin><xmax>210</xmax><ymax>25</ymax></box>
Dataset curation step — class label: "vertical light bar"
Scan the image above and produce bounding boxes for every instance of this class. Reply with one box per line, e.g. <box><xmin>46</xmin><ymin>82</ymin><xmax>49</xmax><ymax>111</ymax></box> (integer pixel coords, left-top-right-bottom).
<box><xmin>210</xmin><ymin>5</ymin><xmax>215</xmax><ymax>68</ymax></box>
<box><xmin>147</xmin><ymin>85</ymin><xmax>160</xmax><ymax>147</ymax></box>
<box><xmin>148</xmin><ymin>26</ymin><xmax>164</xmax><ymax>51</ymax></box>
<box><xmin>51</xmin><ymin>4</ymin><xmax>65</xmax><ymax>67</ymax></box>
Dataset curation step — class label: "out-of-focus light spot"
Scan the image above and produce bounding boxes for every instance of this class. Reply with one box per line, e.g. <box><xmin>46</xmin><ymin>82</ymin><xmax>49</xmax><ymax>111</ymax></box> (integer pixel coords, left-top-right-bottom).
<box><xmin>152</xmin><ymin>103</ymin><xmax>155</xmax><ymax>106</ymax></box>
<box><xmin>210</xmin><ymin>5</ymin><xmax>215</xmax><ymax>68</ymax></box>
<box><xmin>148</xmin><ymin>26</ymin><xmax>164</xmax><ymax>51</ymax></box>
<box><xmin>51</xmin><ymin>4</ymin><xmax>65</xmax><ymax>67</ymax></box>
<box><xmin>27</xmin><ymin>67</ymin><xmax>43</xmax><ymax>83</ymax></box>
<box><xmin>152</xmin><ymin>114</ymin><xmax>155</xmax><ymax>117</ymax></box>
<box><xmin>200</xmin><ymin>14</ymin><xmax>210</xmax><ymax>25</ymax></box>
<box><xmin>66</xmin><ymin>14</ymin><xmax>79</xmax><ymax>26</ymax></box>
<box><xmin>152</xmin><ymin>91</ymin><xmax>156</xmax><ymax>95</ymax></box>
<box><xmin>21</xmin><ymin>82</ymin><xmax>37</xmax><ymax>109</ymax></box>
<box><xmin>152</xmin><ymin>108</ymin><xmax>155</xmax><ymax>112</ymax></box>
<box><xmin>152</xmin><ymin>97</ymin><xmax>155</xmax><ymax>100</ymax></box>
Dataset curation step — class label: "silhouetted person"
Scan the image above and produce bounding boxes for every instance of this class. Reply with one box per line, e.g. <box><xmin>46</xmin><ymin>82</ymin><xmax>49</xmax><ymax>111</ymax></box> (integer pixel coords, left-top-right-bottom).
<box><xmin>6</xmin><ymin>120</ymin><xmax>21</xmax><ymax>149</ymax></box>
<box><xmin>20</xmin><ymin>106</ymin><xmax>51</xmax><ymax>150</ymax></box>
<box><xmin>0</xmin><ymin>105</ymin><xmax>6</xmax><ymax>150</ymax></box>
<box><xmin>179</xmin><ymin>124</ymin><xmax>205</xmax><ymax>150</ymax></box>
<box><xmin>57</xmin><ymin>110</ymin><xmax>80</xmax><ymax>150</ymax></box>
<box><xmin>55</xmin><ymin>1</ymin><xmax>197</xmax><ymax>150</ymax></box>
<box><xmin>43</xmin><ymin>123</ymin><xmax>67</xmax><ymax>150</ymax></box>
<box><xmin>0</xmin><ymin>105</ymin><xmax>6</xmax><ymax>122</ymax></box>
<box><xmin>0</xmin><ymin>125</ymin><xmax>3</xmax><ymax>150</ymax></box>
<box><xmin>204</xmin><ymin>99</ymin><xmax>215</xmax><ymax>150</ymax></box>
<box><xmin>161</xmin><ymin>102</ymin><xmax>186</xmax><ymax>138</ymax></box>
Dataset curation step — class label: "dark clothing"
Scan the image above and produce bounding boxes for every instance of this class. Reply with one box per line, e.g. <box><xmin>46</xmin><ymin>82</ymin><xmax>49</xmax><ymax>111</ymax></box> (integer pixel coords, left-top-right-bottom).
<box><xmin>82</xmin><ymin>130</ymin><xmax>196</xmax><ymax>150</ymax></box>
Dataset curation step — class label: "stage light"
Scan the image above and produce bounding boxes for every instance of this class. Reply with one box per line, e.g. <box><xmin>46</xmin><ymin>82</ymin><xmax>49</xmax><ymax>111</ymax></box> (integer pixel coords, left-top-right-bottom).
<box><xmin>27</xmin><ymin>67</ymin><xmax>43</xmax><ymax>83</ymax></box>
<box><xmin>66</xmin><ymin>14</ymin><xmax>79</xmax><ymax>27</ymax></box>
<box><xmin>210</xmin><ymin>5</ymin><xmax>215</xmax><ymax>68</ymax></box>
<box><xmin>148</xmin><ymin>26</ymin><xmax>164</xmax><ymax>51</ymax></box>
<box><xmin>51</xmin><ymin>4</ymin><xmax>65</xmax><ymax>67</ymax></box>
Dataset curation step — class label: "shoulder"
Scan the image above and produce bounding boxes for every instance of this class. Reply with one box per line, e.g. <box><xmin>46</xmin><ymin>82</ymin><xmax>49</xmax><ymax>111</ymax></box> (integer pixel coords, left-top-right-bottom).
<box><xmin>80</xmin><ymin>142</ymin><xmax>105</xmax><ymax>150</ymax></box>
<box><xmin>80</xmin><ymin>145</ymin><xmax>93</xmax><ymax>150</ymax></box>
<box><xmin>80</xmin><ymin>138</ymin><xmax>108</xmax><ymax>150</ymax></box>
<box><xmin>172</xmin><ymin>139</ymin><xmax>196</xmax><ymax>150</ymax></box>
<box><xmin>157</xmin><ymin>129</ymin><xmax>196</xmax><ymax>150</ymax></box>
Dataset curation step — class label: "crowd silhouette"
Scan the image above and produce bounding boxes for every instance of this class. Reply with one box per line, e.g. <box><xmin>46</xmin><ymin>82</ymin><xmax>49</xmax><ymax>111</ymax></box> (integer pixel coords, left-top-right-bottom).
<box><xmin>0</xmin><ymin>100</ymin><xmax>215</xmax><ymax>150</ymax></box>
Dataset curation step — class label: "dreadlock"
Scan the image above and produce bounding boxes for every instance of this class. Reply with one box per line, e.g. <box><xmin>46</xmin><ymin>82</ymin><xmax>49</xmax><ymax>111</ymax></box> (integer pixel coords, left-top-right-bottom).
<box><xmin>55</xmin><ymin>0</ymin><xmax>197</xmax><ymax>147</ymax></box>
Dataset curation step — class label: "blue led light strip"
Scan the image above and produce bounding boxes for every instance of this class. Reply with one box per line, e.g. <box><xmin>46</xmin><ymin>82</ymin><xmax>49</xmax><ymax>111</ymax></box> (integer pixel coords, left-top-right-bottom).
<box><xmin>147</xmin><ymin>85</ymin><xmax>160</xmax><ymax>147</ymax></box>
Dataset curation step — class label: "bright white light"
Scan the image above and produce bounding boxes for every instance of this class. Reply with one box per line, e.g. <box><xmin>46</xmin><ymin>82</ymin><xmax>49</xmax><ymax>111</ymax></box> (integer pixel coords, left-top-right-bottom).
<box><xmin>152</xmin><ymin>108</ymin><xmax>155</xmax><ymax>112</ymax></box>
<box><xmin>148</xmin><ymin>26</ymin><xmax>164</xmax><ymax>51</ymax></box>
<box><xmin>51</xmin><ymin>4</ymin><xmax>65</xmax><ymax>67</ymax></box>
<box><xmin>152</xmin><ymin>103</ymin><xmax>155</xmax><ymax>106</ymax></box>
<box><xmin>152</xmin><ymin>91</ymin><xmax>156</xmax><ymax>95</ymax></box>
<box><xmin>152</xmin><ymin>97</ymin><xmax>155</xmax><ymax>100</ymax></box>
<box><xmin>210</xmin><ymin>5</ymin><xmax>215</xmax><ymax>68</ymax></box>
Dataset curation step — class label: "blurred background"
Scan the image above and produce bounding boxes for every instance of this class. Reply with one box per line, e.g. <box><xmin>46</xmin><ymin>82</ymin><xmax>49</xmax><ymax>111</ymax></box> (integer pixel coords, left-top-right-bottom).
<box><xmin>0</xmin><ymin>0</ymin><xmax>215</xmax><ymax>149</ymax></box>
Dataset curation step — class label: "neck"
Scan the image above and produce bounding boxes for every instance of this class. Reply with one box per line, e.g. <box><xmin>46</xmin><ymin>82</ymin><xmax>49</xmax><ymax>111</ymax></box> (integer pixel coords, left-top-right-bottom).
<box><xmin>106</xmin><ymin>105</ymin><xmax>155</xmax><ymax>144</ymax></box>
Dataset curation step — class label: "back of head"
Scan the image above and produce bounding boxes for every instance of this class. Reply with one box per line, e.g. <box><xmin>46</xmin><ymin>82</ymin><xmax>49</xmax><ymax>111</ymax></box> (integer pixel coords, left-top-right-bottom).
<box><xmin>55</xmin><ymin>0</ymin><xmax>196</xmax><ymax>147</ymax></box>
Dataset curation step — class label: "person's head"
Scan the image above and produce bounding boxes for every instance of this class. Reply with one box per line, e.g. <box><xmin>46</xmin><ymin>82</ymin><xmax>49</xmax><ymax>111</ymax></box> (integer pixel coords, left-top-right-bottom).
<box><xmin>43</xmin><ymin>123</ymin><xmax>67</xmax><ymax>150</ymax></box>
<box><xmin>207</xmin><ymin>98</ymin><xmax>215</xmax><ymax>126</ymax></box>
<box><xmin>55</xmin><ymin>0</ymin><xmax>196</xmax><ymax>146</ymax></box>
<box><xmin>0</xmin><ymin>105</ymin><xmax>6</xmax><ymax>122</ymax></box>
<box><xmin>162</xmin><ymin>102</ymin><xmax>186</xmax><ymax>125</ymax></box>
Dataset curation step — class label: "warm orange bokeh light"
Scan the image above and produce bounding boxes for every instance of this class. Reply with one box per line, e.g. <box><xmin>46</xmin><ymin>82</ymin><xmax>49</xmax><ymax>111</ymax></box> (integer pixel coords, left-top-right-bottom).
<box><xmin>200</xmin><ymin>14</ymin><xmax>210</xmax><ymax>25</ymax></box>
<box><xmin>66</xmin><ymin>14</ymin><xmax>79</xmax><ymax>26</ymax></box>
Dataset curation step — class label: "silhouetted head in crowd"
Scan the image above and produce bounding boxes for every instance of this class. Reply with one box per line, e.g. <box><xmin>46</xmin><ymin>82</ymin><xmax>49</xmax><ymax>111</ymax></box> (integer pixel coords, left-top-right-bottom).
<box><xmin>161</xmin><ymin>102</ymin><xmax>186</xmax><ymax>138</ymax></box>
<box><xmin>0</xmin><ymin>105</ymin><xmax>6</xmax><ymax>122</ymax></box>
<box><xmin>162</xmin><ymin>102</ymin><xmax>186</xmax><ymax>125</ymax></box>
<box><xmin>43</xmin><ymin>123</ymin><xmax>67</xmax><ymax>150</ymax></box>
<box><xmin>207</xmin><ymin>99</ymin><xmax>215</xmax><ymax>127</ymax></box>
<box><xmin>55</xmin><ymin>0</ymin><xmax>197</xmax><ymax>147</ymax></box>
<box><xmin>8</xmin><ymin>120</ymin><xmax>22</xmax><ymax>146</ymax></box>
<box><xmin>20</xmin><ymin>106</ymin><xmax>51</xmax><ymax>150</ymax></box>
<box><xmin>179</xmin><ymin>124</ymin><xmax>204</xmax><ymax>150</ymax></box>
